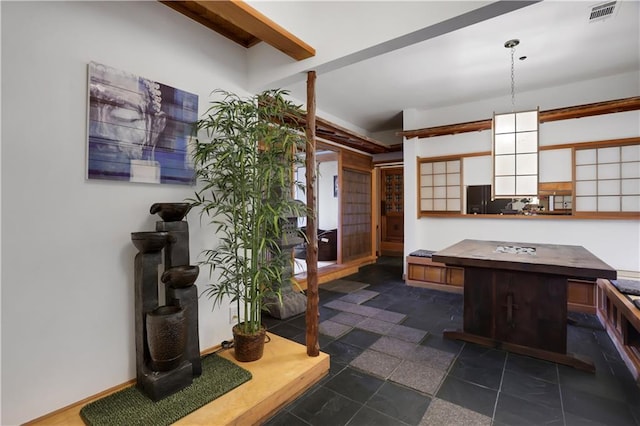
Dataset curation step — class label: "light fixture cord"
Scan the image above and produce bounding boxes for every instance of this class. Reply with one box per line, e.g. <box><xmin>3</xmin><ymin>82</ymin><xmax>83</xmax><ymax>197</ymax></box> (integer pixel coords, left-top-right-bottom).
<box><xmin>510</xmin><ymin>44</ymin><xmax>516</xmax><ymax>112</ymax></box>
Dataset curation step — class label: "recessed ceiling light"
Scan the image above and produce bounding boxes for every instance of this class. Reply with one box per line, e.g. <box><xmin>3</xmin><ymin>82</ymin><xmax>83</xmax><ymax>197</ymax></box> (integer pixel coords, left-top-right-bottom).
<box><xmin>504</xmin><ymin>39</ymin><xmax>520</xmax><ymax>49</ymax></box>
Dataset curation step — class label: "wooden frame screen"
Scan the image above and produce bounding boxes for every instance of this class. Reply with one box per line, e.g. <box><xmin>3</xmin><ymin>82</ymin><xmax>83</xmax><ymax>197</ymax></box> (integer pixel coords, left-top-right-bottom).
<box><xmin>342</xmin><ymin>168</ymin><xmax>372</xmax><ymax>262</ymax></box>
<box><xmin>418</xmin><ymin>156</ymin><xmax>462</xmax><ymax>216</ymax></box>
<box><xmin>574</xmin><ymin>142</ymin><xmax>640</xmax><ymax>214</ymax></box>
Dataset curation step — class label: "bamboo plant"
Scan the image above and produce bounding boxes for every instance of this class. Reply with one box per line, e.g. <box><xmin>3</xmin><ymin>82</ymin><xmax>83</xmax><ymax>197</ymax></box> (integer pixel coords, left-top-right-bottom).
<box><xmin>190</xmin><ymin>89</ymin><xmax>306</xmax><ymax>336</ymax></box>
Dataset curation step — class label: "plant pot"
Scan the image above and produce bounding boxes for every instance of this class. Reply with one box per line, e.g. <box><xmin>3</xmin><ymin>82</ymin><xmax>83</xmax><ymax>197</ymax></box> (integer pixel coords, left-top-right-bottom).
<box><xmin>146</xmin><ymin>305</ymin><xmax>187</xmax><ymax>371</ymax></box>
<box><xmin>232</xmin><ymin>324</ymin><xmax>266</xmax><ymax>362</ymax></box>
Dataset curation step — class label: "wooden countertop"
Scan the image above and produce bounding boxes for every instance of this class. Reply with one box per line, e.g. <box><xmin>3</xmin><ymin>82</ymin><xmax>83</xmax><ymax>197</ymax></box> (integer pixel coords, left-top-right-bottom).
<box><xmin>432</xmin><ymin>239</ymin><xmax>617</xmax><ymax>280</ymax></box>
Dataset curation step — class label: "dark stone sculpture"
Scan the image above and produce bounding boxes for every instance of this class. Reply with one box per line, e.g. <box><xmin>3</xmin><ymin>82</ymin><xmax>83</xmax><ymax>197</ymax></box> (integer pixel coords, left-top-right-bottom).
<box><xmin>146</xmin><ymin>305</ymin><xmax>187</xmax><ymax>371</ymax></box>
<box><xmin>131</xmin><ymin>202</ymin><xmax>201</xmax><ymax>401</ymax></box>
<box><xmin>150</xmin><ymin>202</ymin><xmax>191</xmax><ymax>222</ymax></box>
<box><xmin>263</xmin><ymin>215</ymin><xmax>307</xmax><ymax>319</ymax></box>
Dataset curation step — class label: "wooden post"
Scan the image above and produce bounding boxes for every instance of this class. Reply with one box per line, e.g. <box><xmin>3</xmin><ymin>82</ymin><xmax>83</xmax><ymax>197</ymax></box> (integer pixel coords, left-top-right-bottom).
<box><xmin>305</xmin><ymin>71</ymin><xmax>319</xmax><ymax>357</ymax></box>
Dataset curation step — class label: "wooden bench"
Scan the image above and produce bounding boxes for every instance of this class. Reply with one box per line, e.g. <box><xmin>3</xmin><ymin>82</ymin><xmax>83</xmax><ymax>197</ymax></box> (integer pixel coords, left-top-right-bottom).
<box><xmin>596</xmin><ymin>278</ymin><xmax>640</xmax><ymax>383</ymax></box>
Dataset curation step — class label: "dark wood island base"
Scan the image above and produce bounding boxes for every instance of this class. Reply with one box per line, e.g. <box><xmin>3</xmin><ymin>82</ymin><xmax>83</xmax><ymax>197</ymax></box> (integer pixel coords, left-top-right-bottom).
<box><xmin>442</xmin><ymin>330</ymin><xmax>595</xmax><ymax>372</ymax></box>
<box><xmin>433</xmin><ymin>239</ymin><xmax>617</xmax><ymax>372</ymax></box>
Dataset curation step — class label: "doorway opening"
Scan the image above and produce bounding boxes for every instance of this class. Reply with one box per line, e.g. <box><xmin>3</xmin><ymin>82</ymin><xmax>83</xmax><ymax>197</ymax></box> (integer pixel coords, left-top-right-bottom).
<box><xmin>293</xmin><ymin>148</ymin><xmax>339</xmax><ymax>275</ymax></box>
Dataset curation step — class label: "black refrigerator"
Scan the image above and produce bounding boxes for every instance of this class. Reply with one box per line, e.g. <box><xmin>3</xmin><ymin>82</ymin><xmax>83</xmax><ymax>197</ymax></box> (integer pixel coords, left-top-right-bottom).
<box><xmin>466</xmin><ymin>185</ymin><xmax>511</xmax><ymax>214</ymax></box>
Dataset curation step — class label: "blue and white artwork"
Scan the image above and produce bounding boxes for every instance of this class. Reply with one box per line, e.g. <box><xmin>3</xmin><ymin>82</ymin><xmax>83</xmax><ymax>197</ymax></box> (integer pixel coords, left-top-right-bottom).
<box><xmin>87</xmin><ymin>62</ymin><xmax>197</xmax><ymax>185</ymax></box>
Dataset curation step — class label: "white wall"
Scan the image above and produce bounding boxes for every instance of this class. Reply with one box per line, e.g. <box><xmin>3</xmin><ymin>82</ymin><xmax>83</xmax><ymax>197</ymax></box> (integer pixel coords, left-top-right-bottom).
<box><xmin>318</xmin><ymin>161</ymin><xmax>339</xmax><ymax>230</ymax></box>
<box><xmin>403</xmin><ymin>73</ymin><xmax>640</xmax><ymax>275</ymax></box>
<box><xmin>405</xmin><ymin>71</ymin><xmax>640</xmax><ymax>130</ymax></box>
<box><xmin>1</xmin><ymin>2</ymin><xmax>250</xmax><ymax>423</ymax></box>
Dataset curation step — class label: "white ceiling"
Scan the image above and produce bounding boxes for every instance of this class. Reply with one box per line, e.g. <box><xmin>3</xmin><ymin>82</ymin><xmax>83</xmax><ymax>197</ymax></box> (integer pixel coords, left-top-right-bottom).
<box><xmin>278</xmin><ymin>0</ymin><xmax>640</xmax><ymax>137</ymax></box>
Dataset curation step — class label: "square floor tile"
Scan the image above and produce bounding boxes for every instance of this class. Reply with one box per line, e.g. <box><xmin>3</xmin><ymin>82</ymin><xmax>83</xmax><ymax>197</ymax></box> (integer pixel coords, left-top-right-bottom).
<box><xmin>385</xmin><ymin>298</ymin><xmax>430</xmax><ymax>316</ymax></box>
<box><xmin>324</xmin><ymin>299</ymin><xmax>358</xmax><ymax>312</ymax></box>
<box><xmin>338</xmin><ymin>328</ymin><xmax>382</xmax><ymax>349</ymax></box>
<box><xmin>370</xmin><ymin>335</ymin><xmax>416</xmax><ymax>358</ymax></box>
<box><xmin>346</xmin><ymin>406</ymin><xmax>406</xmax><ymax>426</ymax></box>
<box><xmin>361</xmin><ymin>293</ymin><xmax>398</xmax><ymax>310</ymax></box>
<box><xmin>405</xmin><ymin>345</ymin><xmax>455</xmax><ymax>370</ymax></box>
<box><xmin>319</xmin><ymin>320</ymin><xmax>352</xmax><ymax>338</ymax></box>
<box><xmin>561</xmin><ymin>385</ymin><xmax>638</xmax><ymax>425</ymax></box>
<box><xmin>494</xmin><ymin>392</ymin><xmax>564</xmax><ymax>426</ymax></box>
<box><xmin>288</xmin><ymin>332</ymin><xmax>306</xmax><ymax>347</ymax></box>
<box><xmin>340</xmin><ymin>289</ymin><xmax>380</xmax><ymax>305</ymax></box>
<box><xmin>387</xmin><ymin>324</ymin><xmax>428</xmax><ymax>343</ymax></box>
<box><xmin>436</xmin><ymin>375</ymin><xmax>498</xmax><ymax>418</ymax></box>
<box><xmin>323</xmin><ymin>340</ymin><xmax>365</xmax><ymax>365</ymax></box>
<box><xmin>263</xmin><ymin>410</ymin><xmax>309</xmax><ymax>426</ymax></box>
<box><xmin>448</xmin><ymin>356</ymin><xmax>504</xmax><ymax>391</ymax></box>
<box><xmin>564</xmin><ymin>411</ymin><xmax>616</xmax><ymax>426</ymax></box>
<box><xmin>268</xmin><ymin>322</ymin><xmax>305</xmax><ymax>340</ymax></box>
<box><xmin>318</xmin><ymin>306</ymin><xmax>339</xmax><ymax>322</ymax></box>
<box><xmin>331</xmin><ymin>311</ymin><xmax>367</xmax><ymax>327</ymax></box>
<box><xmin>501</xmin><ymin>369</ymin><xmax>561</xmax><ymax>410</ymax></box>
<box><xmin>350</xmin><ymin>349</ymin><xmax>402</xmax><ymax>379</ymax></box>
<box><xmin>558</xmin><ymin>364</ymin><xmax>629</xmax><ymax>402</ymax></box>
<box><xmin>419</xmin><ymin>398</ymin><xmax>491</xmax><ymax>426</ymax></box>
<box><xmin>420</xmin><ymin>334</ymin><xmax>465</xmax><ymax>355</ymax></box>
<box><xmin>372</xmin><ymin>310</ymin><xmax>406</xmax><ymax>324</ymax></box>
<box><xmin>318</xmin><ymin>334</ymin><xmax>336</xmax><ymax>349</ymax></box>
<box><xmin>346</xmin><ymin>303</ymin><xmax>385</xmax><ymax>318</ymax></box>
<box><xmin>390</xmin><ymin>360</ymin><xmax>446</xmax><ymax>395</ymax></box>
<box><xmin>325</xmin><ymin>367</ymin><xmax>385</xmax><ymax>403</ymax></box>
<box><xmin>366</xmin><ymin>381</ymin><xmax>431</xmax><ymax>425</ymax></box>
<box><xmin>356</xmin><ymin>317</ymin><xmax>395</xmax><ymax>334</ymax></box>
<box><xmin>504</xmin><ymin>352</ymin><xmax>558</xmax><ymax>383</ymax></box>
<box><xmin>457</xmin><ymin>344</ymin><xmax>507</xmax><ymax>369</ymax></box>
<box><xmin>291</xmin><ymin>386</ymin><xmax>362</xmax><ymax>426</ymax></box>
<box><xmin>325</xmin><ymin>299</ymin><xmax>383</xmax><ymax>317</ymax></box>
<box><xmin>286</xmin><ymin>314</ymin><xmax>308</xmax><ymax>330</ymax></box>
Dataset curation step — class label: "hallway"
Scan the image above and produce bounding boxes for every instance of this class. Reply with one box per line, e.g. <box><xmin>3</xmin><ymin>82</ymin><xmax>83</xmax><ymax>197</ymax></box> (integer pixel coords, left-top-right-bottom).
<box><xmin>263</xmin><ymin>257</ymin><xmax>640</xmax><ymax>425</ymax></box>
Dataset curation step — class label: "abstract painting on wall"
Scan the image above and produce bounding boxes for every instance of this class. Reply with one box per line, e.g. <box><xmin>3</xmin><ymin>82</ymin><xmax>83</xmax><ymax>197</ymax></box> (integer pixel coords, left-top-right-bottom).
<box><xmin>87</xmin><ymin>62</ymin><xmax>198</xmax><ymax>185</ymax></box>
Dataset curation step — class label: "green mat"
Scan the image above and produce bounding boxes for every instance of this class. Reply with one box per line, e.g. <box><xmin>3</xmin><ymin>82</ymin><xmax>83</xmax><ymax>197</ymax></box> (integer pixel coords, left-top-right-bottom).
<box><xmin>80</xmin><ymin>354</ymin><xmax>252</xmax><ymax>426</ymax></box>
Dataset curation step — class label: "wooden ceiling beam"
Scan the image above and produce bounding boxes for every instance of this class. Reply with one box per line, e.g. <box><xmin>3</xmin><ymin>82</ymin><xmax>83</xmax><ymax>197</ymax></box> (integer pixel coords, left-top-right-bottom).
<box><xmin>398</xmin><ymin>97</ymin><xmax>640</xmax><ymax>139</ymax></box>
<box><xmin>161</xmin><ymin>1</ymin><xmax>315</xmax><ymax>61</ymax></box>
<box><xmin>316</xmin><ymin>116</ymin><xmax>390</xmax><ymax>154</ymax></box>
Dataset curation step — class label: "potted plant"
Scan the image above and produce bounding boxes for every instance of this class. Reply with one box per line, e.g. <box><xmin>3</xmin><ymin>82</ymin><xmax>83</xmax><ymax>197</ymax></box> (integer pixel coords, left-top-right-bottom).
<box><xmin>190</xmin><ymin>89</ymin><xmax>306</xmax><ymax>362</ymax></box>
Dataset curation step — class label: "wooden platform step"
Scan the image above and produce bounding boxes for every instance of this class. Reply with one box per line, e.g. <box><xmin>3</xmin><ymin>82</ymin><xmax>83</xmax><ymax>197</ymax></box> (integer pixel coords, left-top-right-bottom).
<box><xmin>27</xmin><ymin>334</ymin><xmax>329</xmax><ymax>425</ymax></box>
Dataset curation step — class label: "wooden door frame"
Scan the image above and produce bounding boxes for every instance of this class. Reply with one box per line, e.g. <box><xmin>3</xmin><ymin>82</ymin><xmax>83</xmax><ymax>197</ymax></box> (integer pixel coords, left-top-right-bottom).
<box><xmin>376</xmin><ymin>164</ymin><xmax>404</xmax><ymax>257</ymax></box>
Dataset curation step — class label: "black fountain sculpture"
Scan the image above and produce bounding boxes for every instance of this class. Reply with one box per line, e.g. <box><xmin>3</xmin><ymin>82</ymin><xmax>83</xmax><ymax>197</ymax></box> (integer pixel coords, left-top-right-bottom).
<box><xmin>131</xmin><ymin>202</ymin><xmax>201</xmax><ymax>401</ymax></box>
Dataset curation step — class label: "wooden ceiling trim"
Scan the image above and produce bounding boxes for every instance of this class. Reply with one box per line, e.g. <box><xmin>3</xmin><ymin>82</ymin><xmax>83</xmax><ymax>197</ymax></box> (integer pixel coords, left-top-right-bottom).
<box><xmin>399</xmin><ymin>118</ymin><xmax>492</xmax><ymax>139</ymax></box>
<box><xmin>161</xmin><ymin>0</ymin><xmax>315</xmax><ymax>60</ymax></box>
<box><xmin>316</xmin><ymin>117</ymin><xmax>390</xmax><ymax>154</ymax></box>
<box><xmin>398</xmin><ymin>97</ymin><xmax>640</xmax><ymax>139</ymax></box>
<box><xmin>539</xmin><ymin>96</ymin><xmax>640</xmax><ymax>123</ymax></box>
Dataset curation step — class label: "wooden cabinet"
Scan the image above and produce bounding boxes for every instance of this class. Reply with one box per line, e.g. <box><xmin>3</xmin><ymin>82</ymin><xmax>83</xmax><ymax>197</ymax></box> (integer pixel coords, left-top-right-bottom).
<box><xmin>567</xmin><ymin>279</ymin><xmax>596</xmax><ymax>313</ymax></box>
<box><xmin>406</xmin><ymin>256</ymin><xmax>596</xmax><ymax>313</ymax></box>
<box><xmin>406</xmin><ymin>256</ymin><xmax>464</xmax><ymax>293</ymax></box>
<box><xmin>462</xmin><ymin>267</ymin><xmax>567</xmax><ymax>354</ymax></box>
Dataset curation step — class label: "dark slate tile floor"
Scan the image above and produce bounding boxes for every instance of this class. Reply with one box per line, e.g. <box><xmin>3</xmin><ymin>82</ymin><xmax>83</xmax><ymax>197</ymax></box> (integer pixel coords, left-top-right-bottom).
<box><xmin>263</xmin><ymin>257</ymin><xmax>640</xmax><ymax>426</ymax></box>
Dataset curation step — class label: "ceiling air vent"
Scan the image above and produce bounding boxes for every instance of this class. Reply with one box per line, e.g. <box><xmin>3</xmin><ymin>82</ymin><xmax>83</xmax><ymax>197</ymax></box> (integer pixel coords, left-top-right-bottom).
<box><xmin>588</xmin><ymin>1</ymin><xmax>618</xmax><ymax>22</ymax></box>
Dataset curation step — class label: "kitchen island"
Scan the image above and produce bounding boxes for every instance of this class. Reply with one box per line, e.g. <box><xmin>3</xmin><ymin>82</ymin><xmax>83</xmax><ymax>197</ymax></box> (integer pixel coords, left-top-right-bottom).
<box><xmin>433</xmin><ymin>239</ymin><xmax>617</xmax><ymax>372</ymax></box>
